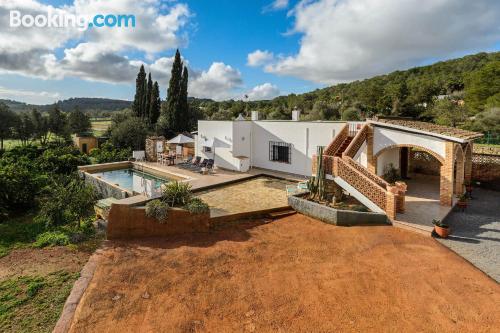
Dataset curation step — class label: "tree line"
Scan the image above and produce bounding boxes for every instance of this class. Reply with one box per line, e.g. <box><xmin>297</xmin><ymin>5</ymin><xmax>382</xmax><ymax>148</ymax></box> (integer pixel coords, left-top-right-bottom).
<box><xmin>190</xmin><ymin>51</ymin><xmax>499</xmax><ymax>137</ymax></box>
<box><xmin>0</xmin><ymin>104</ymin><xmax>92</xmax><ymax>150</ymax></box>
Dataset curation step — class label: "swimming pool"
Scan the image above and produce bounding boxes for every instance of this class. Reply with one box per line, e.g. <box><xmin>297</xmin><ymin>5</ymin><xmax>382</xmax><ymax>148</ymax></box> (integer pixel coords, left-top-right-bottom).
<box><xmin>92</xmin><ymin>168</ymin><xmax>173</xmax><ymax>197</ymax></box>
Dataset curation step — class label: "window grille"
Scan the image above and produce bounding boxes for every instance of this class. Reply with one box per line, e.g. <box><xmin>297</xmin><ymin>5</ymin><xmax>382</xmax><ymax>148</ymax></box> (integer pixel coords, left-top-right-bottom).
<box><xmin>269</xmin><ymin>141</ymin><xmax>291</xmax><ymax>164</ymax></box>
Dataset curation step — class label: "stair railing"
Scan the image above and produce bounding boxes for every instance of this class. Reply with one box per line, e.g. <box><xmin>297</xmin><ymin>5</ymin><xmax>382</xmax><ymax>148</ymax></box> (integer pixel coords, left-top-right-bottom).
<box><xmin>324</xmin><ymin>123</ymin><xmax>348</xmax><ymax>156</ymax></box>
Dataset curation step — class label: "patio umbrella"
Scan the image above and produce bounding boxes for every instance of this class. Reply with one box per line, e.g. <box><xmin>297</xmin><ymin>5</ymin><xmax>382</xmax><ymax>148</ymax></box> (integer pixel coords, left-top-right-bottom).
<box><xmin>167</xmin><ymin>134</ymin><xmax>194</xmax><ymax>158</ymax></box>
<box><xmin>167</xmin><ymin>134</ymin><xmax>194</xmax><ymax>144</ymax></box>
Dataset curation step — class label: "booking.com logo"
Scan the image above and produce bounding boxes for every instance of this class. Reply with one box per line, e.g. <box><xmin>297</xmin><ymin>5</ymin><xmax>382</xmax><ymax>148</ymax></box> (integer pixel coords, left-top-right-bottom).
<box><xmin>9</xmin><ymin>10</ymin><xmax>135</xmax><ymax>31</ymax></box>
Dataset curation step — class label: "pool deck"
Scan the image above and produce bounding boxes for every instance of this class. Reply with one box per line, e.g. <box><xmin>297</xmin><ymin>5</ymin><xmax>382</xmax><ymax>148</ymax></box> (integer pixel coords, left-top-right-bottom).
<box><xmin>134</xmin><ymin>161</ymin><xmax>306</xmax><ymax>191</ymax></box>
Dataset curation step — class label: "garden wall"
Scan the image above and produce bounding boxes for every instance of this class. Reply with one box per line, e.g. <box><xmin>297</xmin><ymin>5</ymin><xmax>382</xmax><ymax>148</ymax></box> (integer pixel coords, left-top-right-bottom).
<box><xmin>107</xmin><ymin>204</ymin><xmax>210</xmax><ymax>239</ymax></box>
<box><xmin>410</xmin><ymin>150</ymin><xmax>440</xmax><ymax>176</ymax></box>
<box><xmin>288</xmin><ymin>195</ymin><xmax>389</xmax><ymax>226</ymax></box>
<box><xmin>472</xmin><ymin>153</ymin><xmax>500</xmax><ymax>189</ymax></box>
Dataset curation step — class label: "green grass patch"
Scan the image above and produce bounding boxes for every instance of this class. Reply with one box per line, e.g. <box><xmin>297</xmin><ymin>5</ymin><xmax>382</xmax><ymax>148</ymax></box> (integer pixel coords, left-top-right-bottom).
<box><xmin>0</xmin><ymin>215</ymin><xmax>45</xmax><ymax>258</ymax></box>
<box><xmin>90</xmin><ymin>119</ymin><xmax>111</xmax><ymax>136</ymax></box>
<box><xmin>0</xmin><ymin>270</ymin><xmax>79</xmax><ymax>333</ymax></box>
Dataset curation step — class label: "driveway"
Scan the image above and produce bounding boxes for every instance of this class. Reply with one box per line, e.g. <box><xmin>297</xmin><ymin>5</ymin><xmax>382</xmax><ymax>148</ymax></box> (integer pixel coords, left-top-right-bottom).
<box><xmin>439</xmin><ymin>188</ymin><xmax>500</xmax><ymax>282</ymax></box>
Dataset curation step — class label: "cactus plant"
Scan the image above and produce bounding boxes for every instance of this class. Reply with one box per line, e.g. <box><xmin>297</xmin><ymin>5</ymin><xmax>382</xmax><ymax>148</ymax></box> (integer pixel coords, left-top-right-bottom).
<box><xmin>308</xmin><ymin>146</ymin><xmax>326</xmax><ymax>201</ymax></box>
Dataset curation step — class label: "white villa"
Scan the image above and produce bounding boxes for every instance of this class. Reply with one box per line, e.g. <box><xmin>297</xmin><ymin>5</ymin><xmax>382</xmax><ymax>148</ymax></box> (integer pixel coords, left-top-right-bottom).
<box><xmin>195</xmin><ymin>110</ymin><xmax>482</xmax><ymax>232</ymax></box>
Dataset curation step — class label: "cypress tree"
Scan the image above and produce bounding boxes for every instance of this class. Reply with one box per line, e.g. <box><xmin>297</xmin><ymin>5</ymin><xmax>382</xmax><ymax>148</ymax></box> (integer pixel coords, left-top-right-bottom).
<box><xmin>145</xmin><ymin>73</ymin><xmax>153</xmax><ymax>123</ymax></box>
<box><xmin>150</xmin><ymin>81</ymin><xmax>161</xmax><ymax>125</ymax></box>
<box><xmin>132</xmin><ymin>65</ymin><xmax>147</xmax><ymax>118</ymax></box>
<box><xmin>179</xmin><ymin>66</ymin><xmax>189</xmax><ymax>131</ymax></box>
<box><xmin>159</xmin><ymin>49</ymin><xmax>183</xmax><ymax>134</ymax></box>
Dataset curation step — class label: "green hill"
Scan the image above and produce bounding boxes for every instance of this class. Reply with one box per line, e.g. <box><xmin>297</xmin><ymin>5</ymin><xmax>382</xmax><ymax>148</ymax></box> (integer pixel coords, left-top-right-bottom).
<box><xmin>0</xmin><ymin>98</ymin><xmax>131</xmax><ymax>114</ymax></box>
<box><xmin>196</xmin><ymin>51</ymin><xmax>500</xmax><ymax>125</ymax></box>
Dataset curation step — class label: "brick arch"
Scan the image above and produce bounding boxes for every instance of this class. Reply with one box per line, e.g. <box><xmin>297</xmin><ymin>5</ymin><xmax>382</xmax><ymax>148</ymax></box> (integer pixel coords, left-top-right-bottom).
<box><xmin>374</xmin><ymin>144</ymin><xmax>444</xmax><ymax>165</ymax></box>
<box><xmin>453</xmin><ymin>144</ymin><xmax>465</xmax><ymax>195</ymax></box>
<box><xmin>463</xmin><ymin>142</ymin><xmax>473</xmax><ymax>182</ymax></box>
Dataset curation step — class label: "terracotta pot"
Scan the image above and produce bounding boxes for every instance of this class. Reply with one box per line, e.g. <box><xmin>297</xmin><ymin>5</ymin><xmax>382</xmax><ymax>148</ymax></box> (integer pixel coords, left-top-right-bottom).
<box><xmin>458</xmin><ymin>200</ymin><xmax>467</xmax><ymax>208</ymax></box>
<box><xmin>434</xmin><ymin>225</ymin><xmax>450</xmax><ymax>238</ymax></box>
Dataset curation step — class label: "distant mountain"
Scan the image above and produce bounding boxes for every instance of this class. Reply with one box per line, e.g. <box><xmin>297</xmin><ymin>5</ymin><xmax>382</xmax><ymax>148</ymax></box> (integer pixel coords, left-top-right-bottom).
<box><xmin>0</xmin><ymin>97</ymin><xmax>132</xmax><ymax>113</ymax></box>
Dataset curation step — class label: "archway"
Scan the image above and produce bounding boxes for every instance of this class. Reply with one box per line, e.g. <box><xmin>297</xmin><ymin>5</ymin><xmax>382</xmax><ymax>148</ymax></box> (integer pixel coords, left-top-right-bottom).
<box><xmin>374</xmin><ymin>144</ymin><xmax>445</xmax><ymax>203</ymax></box>
<box><xmin>453</xmin><ymin>144</ymin><xmax>465</xmax><ymax>195</ymax></box>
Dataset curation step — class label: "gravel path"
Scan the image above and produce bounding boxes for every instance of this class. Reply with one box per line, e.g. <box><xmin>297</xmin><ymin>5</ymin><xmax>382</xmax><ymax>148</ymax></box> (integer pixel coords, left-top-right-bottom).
<box><xmin>438</xmin><ymin>188</ymin><xmax>500</xmax><ymax>282</ymax></box>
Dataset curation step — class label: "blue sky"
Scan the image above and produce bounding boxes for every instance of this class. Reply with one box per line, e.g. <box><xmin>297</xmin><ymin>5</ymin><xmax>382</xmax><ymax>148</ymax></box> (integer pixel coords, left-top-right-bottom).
<box><xmin>0</xmin><ymin>0</ymin><xmax>498</xmax><ymax>104</ymax></box>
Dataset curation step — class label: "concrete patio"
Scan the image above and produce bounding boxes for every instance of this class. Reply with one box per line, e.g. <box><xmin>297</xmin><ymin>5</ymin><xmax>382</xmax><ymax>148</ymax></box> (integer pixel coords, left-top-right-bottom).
<box><xmin>393</xmin><ymin>174</ymin><xmax>455</xmax><ymax>234</ymax></box>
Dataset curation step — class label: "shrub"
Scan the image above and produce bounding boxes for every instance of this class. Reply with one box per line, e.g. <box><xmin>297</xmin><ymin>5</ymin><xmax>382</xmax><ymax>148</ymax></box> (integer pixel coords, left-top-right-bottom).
<box><xmin>35</xmin><ymin>176</ymin><xmax>97</xmax><ymax>228</ymax></box>
<box><xmin>184</xmin><ymin>198</ymin><xmax>210</xmax><ymax>214</ymax></box>
<box><xmin>109</xmin><ymin>116</ymin><xmax>148</xmax><ymax>150</ymax></box>
<box><xmin>34</xmin><ymin>231</ymin><xmax>69</xmax><ymax>248</ymax></box>
<box><xmin>145</xmin><ymin>199</ymin><xmax>169</xmax><ymax>223</ymax></box>
<box><xmin>0</xmin><ymin>162</ymin><xmax>46</xmax><ymax>212</ymax></box>
<box><xmin>162</xmin><ymin>181</ymin><xmax>192</xmax><ymax>207</ymax></box>
<box><xmin>382</xmin><ymin>163</ymin><xmax>400</xmax><ymax>184</ymax></box>
<box><xmin>89</xmin><ymin>142</ymin><xmax>131</xmax><ymax>163</ymax></box>
<box><xmin>36</xmin><ymin>145</ymin><xmax>90</xmax><ymax>174</ymax></box>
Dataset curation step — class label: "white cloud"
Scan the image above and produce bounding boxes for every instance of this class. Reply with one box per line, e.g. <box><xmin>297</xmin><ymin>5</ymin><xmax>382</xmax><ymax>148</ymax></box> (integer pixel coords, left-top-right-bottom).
<box><xmin>0</xmin><ymin>0</ymin><xmax>191</xmax><ymax>79</ymax></box>
<box><xmin>189</xmin><ymin>62</ymin><xmax>243</xmax><ymax>101</ymax></box>
<box><xmin>245</xmin><ymin>83</ymin><xmax>280</xmax><ymax>100</ymax></box>
<box><xmin>266</xmin><ymin>0</ymin><xmax>500</xmax><ymax>84</ymax></box>
<box><xmin>247</xmin><ymin>50</ymin><xmax>274</xmax><ymax>67</ymax></box>
<box><xmin>263</xmin><ymin>0</ymin><xmax>289</xmax><ymax>12</ymax></box>
<box><xmin>0</xmin><ymin>86</ymin><xmax>61</xmax><ymax>104</ymax></box>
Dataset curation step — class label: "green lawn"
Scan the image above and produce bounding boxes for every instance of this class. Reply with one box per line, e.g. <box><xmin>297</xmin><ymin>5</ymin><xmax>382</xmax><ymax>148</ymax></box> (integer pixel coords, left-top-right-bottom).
<box><xmin>0</xmin><ymin>215</ymin><xmax>45</xmax><ymax>258</ymax></box>
<box><xmin>0</xmin><ymin>270</ymin><xmax>78</xmax><ymax>333</ymax></box>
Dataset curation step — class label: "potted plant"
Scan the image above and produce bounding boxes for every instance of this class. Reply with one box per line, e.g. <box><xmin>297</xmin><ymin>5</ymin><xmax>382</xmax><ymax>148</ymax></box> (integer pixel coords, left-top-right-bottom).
<box><xmin>432</xmin><ymin>219</ymin><xmax>450</xmax><ymax>238</ymax></box>
<box><xmin>457</xmin><ymin>193</ymin><xmax>468</xmax><ymax>211</ymax></box>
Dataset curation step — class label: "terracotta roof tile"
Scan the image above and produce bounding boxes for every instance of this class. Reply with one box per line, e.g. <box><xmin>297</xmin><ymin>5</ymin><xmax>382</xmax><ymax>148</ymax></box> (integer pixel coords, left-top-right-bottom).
<box><xmin>373</xmin><ymin>118</ymin><xmax>483</xmax><ymax>141</ymax></box>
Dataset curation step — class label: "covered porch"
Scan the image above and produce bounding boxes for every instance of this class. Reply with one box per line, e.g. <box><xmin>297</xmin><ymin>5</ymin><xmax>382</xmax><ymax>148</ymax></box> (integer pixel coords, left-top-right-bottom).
<box><xmin>368</xmin><ymin>118</ymin><xmax>482</xmax><ymax>231</ymax></box>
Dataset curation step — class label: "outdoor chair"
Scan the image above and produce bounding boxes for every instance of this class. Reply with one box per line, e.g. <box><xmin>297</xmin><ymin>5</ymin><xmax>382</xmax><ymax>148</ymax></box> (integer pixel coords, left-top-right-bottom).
<box><xmin>133</xmin><ymin>150</ymin><xmax>145</xmax><ymax>161</ymax></box>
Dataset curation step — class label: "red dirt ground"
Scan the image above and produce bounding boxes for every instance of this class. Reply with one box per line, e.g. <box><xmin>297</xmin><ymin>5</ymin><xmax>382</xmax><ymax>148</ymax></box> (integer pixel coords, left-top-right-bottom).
<box><xmin>69</xmin><ymin>214</ymin><xmax>500</xmax><ymax>333</ymax></box>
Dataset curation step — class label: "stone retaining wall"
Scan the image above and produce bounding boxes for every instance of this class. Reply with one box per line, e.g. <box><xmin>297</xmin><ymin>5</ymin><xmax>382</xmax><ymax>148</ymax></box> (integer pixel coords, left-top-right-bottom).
<box><xmin>288</xmin><ymin>195</ymin><xmax>389</xmax><ymax>226</ymax></box>
<box><xmin>79</xmin><ymin>170</ymin><xmax>131</xmax><ymax>199</ymax></box>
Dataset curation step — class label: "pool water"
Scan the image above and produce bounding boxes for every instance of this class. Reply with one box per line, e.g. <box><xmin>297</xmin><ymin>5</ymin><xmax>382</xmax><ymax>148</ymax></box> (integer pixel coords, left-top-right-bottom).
<box><xmin>92</xmin><ymin>168</ymin><xmax>173</xmax><ymax>197</ymax></box>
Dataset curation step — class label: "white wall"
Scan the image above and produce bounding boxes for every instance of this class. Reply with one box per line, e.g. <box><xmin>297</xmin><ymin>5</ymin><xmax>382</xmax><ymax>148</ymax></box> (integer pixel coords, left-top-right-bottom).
<box><xmin>251</xmin><ymin>121</ymin><xmax>345</xmax><ymax>176</ymax></box>
<box><xmin>197</xmin><ymin>120</ymin><xmax>346</xmax><ymax>175</ymax></box>
<box><xmin>373</xmin><ymin>127</ymin><xmax>446</xmax><ymax>159</ymax></box>
<box><xmin>376</xmin><ymin>147</ymin><xmax>400</xmax><ymax>176</ymax></box>
<box><xmin>354</xmin><ymin>141</ymin><xmax>368</xmax><ymax>168</ymax></box>
<box><xmin>232</xmin><ymin>121</ymin><xmax>252</xmax><ymax>157</ymax></box>
<box><xmin>197</xmin><ymin>121</ymin><xmax>237</xmax><ymax>170</ymax></box>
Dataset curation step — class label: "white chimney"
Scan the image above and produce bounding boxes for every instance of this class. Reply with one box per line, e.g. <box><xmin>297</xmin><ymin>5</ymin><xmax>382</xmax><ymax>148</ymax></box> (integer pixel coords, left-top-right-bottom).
<box><xmin>292</xmin><ymin>107</ymin><xmax>301</xmax><ymax>121</ymax></box>
<box><xmin>251</xmin><ymin>111</ymin><xmax>259</xmax><ymax>121</ymax></box>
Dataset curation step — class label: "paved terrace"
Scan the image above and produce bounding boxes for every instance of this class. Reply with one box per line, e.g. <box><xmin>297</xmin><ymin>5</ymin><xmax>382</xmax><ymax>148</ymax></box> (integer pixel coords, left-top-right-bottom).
<box><xmin>135</xmin><ymin>161</ymin><xmax>306</xmax><ymax>191</ymax></box>
<box><xmin>438</xmin><ymin>188</ymin><xmax>500</xmax><ymax>282</ymax></box>
<box><xmin>393</xmin><ymin>174</ymin><xmax>455</xmax><ymax>234</ymax></box>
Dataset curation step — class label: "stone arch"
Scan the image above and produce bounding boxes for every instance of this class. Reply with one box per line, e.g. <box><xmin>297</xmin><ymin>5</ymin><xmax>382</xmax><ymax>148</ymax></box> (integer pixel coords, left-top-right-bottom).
<box><xmin>453</xmin><ymin>144</ymin><xmax>465</xmax><ymax>195</ymax></box>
